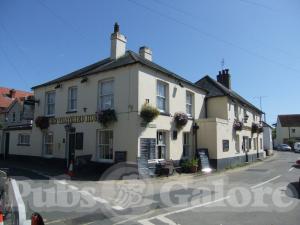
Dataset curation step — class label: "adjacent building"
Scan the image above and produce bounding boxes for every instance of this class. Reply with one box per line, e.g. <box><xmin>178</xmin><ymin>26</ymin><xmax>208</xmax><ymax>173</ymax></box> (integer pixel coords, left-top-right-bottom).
<box><xmin>1</xmin><ymin>24</ymin><xmax>265</xmax><ymax>170</ymax></box>
<box><xmin>195</xmin><ymin>71</ymin><xmax>265</xmax><ymax>169</ymax></box>
<box><xmin>275</xmin><ymin>114</ymin><xmax>300</xmax><ymax>146</ymax></box>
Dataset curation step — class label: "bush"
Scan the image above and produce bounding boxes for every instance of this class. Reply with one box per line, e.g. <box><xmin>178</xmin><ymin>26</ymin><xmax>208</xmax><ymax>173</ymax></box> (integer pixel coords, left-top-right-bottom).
<box><xmin>35</xmin><ymin>116</ymin><xmax>49</xmax><ymax>130</ymax></box>
<box><xmin>140</xmin><ymin>103</ymin><xmax>159</xmax><ymax>123</ymax></box>
<box><xmin>97</xmin><ymin>109</ymin><xmax>117</xmax><ymax>127</ymax></box>
<box><xmin>180</xmin><ymin>158</ymin><xmax>199</xmax><ymax>173</ymax></box>
<box><xmin>174</xmin><ymin>112</ymin><xmax>188</xmax><ymax>129</ymax></box>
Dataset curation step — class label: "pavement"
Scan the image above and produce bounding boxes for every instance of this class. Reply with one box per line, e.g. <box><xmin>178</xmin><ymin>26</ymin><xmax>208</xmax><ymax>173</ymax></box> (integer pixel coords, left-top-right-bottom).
<box><xmin>1</xmin><ymin>151</ymin><xmax>300</xmax><ymax>225</ymax></box>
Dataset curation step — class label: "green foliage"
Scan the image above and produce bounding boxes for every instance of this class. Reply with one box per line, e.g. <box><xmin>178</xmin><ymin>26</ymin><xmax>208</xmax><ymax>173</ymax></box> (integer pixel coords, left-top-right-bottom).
<box><xmin>97</xmin><ymin>109</ymin><xmax>117</xmax><ymax>127</ymax></box>
<box><xmin>140</xmin><ymin>103</ymin><xmax>160</xmax><ymax>123</ymax></box>
<box><xmin>180</xmin><ymin>158</ymin><xmax>199</xmax><ymax>173</ymax></box>
<box><xmin>174</xmin><ymin>112</ymin><xmax>188</xmax><ymax>129</ymax></box>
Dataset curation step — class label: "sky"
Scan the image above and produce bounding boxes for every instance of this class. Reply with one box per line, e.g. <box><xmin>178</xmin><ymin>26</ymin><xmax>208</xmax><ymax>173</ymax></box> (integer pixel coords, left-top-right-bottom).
<box><xmin>1</xmin><ymin>0</ymin><xmax>300</xmax><ymax>124</ymax></box>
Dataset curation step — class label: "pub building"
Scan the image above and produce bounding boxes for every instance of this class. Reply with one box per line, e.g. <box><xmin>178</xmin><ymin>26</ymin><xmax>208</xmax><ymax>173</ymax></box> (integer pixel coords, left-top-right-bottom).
<box><xmin>3</xmin><ymin>24</ymin><xmax>265</xmax><ymax>171</ymax></box>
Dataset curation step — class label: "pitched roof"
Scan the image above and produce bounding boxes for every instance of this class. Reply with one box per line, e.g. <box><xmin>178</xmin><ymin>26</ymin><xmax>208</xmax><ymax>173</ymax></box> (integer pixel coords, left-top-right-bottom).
<box><xmin>262</xmin><ymin>121</ymin><xmax>273</xmax><ymax>129</ymax></box>
<box><xmin>278</xmin><ymin>114</ymin><xmax>300</xmax><ymax>127</ymax></box>
<box><xmin>32</xmin><ymin>51</ymin><xmax>207</xmax><ymax>92</ymax></box>
<box><xmin>0</xmin><ymin>87</ymin><xmax>32</xmax><ymax>110</ymax></box>
<box><xmin>195</xmin><ymin>75</ymin><xmax>263</xmax><ymax>114</ymax></box>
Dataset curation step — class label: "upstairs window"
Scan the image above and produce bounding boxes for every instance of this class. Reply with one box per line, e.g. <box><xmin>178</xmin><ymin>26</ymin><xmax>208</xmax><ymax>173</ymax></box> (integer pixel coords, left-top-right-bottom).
<box><xmin>99</xmin><ymin>80</ymin><xmax>114</xmax><ymax>110</ymax></box>
<box><xmin>234</xmin><ymin>104</ymin><xmax>238</xmax><ymax>119</ymax></box>
<box><xmin>68</xmin><ymin>86</ymin><xmax>77</xmax><ymax>111</ymax></box>
<box><xmin>156</xmin><ymin>81</ymin><xmax>167</xmax><ymax>112</ymax></box>
<box><xmin>12</xmin><ymin>112</ymin><xmax>16</xmax><ymax>122</ymax></box>
<box><xmin>46</xmin><ymin>91</ymin><xmax>55</xmax><ymax>116</ymax></box>
<box><xmin>186</xmin><ymin>92</ymin><xmax>193</xmax><ymax>116</ymax></box>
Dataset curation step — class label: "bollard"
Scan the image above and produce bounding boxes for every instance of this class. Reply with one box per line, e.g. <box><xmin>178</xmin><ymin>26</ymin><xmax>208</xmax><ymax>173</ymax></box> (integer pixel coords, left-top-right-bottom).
<box><xmin>31</xmin><ymin>212</ymin><xmax>44</xmax><ymax>225</ymax></box>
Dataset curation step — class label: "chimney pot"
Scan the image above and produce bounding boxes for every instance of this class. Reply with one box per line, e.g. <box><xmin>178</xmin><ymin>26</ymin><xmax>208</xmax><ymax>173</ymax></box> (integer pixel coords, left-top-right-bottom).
<box><xmin>110</xmin><ymin>23</ymin><xmax>127</xmax><ymax>60</ymax></box>
<box><xmin>217</xmin><ymin>68</ymin><xmax>231</xmax><ymax>89</ymax></box>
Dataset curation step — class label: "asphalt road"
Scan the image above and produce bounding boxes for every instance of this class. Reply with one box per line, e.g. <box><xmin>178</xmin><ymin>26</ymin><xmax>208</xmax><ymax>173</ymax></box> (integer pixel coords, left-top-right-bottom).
<box><xmin>4</xmin><ymin>151</ymin><xmax>300</xmax><ymax>225</ymax></box>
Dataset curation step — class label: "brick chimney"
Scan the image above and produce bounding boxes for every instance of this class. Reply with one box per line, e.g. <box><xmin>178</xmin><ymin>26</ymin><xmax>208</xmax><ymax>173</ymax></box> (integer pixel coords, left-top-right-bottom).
<box><xmin>9</xmin><ymin>89</ymin><xmax>16</xmax><ymax>98</ymax></box>
<box><xmin>110</xmin><ymin>22</ymin><xmax>127</xmax><ymax>60</ymax></box>
<box><xmin>217</xmin><ymin>69</ymin><xmax>231</xmax><ymax>89</ymax></box>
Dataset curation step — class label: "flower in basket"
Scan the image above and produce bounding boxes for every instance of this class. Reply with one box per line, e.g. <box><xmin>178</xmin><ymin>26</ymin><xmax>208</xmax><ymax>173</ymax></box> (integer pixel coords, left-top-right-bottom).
<box><xmin>233</xmin><ymin>120</ymin><xmax>243</xmax><ymax>131</ymax></box>
<box><xmin>174</xmin><ymin>112</ymin><xmax>188</xmax><ymax>129</ymax></box>
<box><xmin>96</xmin><ymin>109</ymin><xmax>117</xmax><ymax>127</ymax></box>
<box><xmin>140</xmin><ymin>103</ymin><xmax>160</xmax><ymax>123</ymax></box>
<box><xmin>35</xmin><ymin>116</ymin><xmax>49</xmax><ymax>130</ymax></box>
<box><xmin>252</xmin><ymin>123</ymin><xmax>259</xmax><ymax>133</ymax></box>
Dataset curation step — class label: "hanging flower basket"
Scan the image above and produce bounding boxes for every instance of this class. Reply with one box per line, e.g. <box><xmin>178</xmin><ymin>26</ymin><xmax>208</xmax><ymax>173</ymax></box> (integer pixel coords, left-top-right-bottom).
<box><xmin>252</xmin><ymin>123</ymin><xmax>259</xmax><ymax>133</ymax></box>
<box><xmin>174</xmin><ymin>112</ymin><xmax>188</xmax><ymax>129</ymax></box>
<box><xmin>233</xmin><ymin>120</ymin><xmax>243</xmax><ymax>131</ymax></box>
<box><xmin>96</xmin><ymin>109</ymin><xmax>117</xmax><ymax>127</ymax></box>
<box><xmin>35</xmin><ymin>116</ymin><xmax>49</xmax><ymax>130</ymax></box>
<box><xmin>140</xmin><ymin>103</ymin><xmax>160</xmax><ymax>123</ymax></box>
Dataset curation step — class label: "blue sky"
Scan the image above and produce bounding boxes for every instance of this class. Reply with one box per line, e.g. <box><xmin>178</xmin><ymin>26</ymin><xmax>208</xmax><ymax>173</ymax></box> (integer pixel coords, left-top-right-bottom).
<box><xmin>1</xmin><ymin>0</ymin><xmax>300</xmax><ymax>124</ymax></box>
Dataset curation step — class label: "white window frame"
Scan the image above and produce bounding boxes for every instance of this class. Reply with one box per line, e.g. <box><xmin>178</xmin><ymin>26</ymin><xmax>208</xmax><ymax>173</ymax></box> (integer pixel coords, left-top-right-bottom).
<box><xmin>186</xmin><ymin>91</ymin><xmax>193</xmax><ymax>117</ymax></box>
<box><xmin>45</xmin><ymin>91</ymin><xmax>55</xmax><ymax>116</ymax></box>
<box><xmin>99</xmin><ymin>80</ymin><xmax>114</xmax><ymax>110</ymax></box>
<box><xmin>183</xmin><ymin>132</ymin><xmax>191</xmax><ymax>158</ymax></box>
<box><xmin>156</xmin><ymin>130</ymin><xmax>167</xmax><ymax>159</ymax></box>
<box><xmin>97</xmin><ymin>130</ymin><xmax>113</xmax><ymax>162</ymax></box>
<box><xmin>43</xmin><ymin>132</ymin><xmax>54</xmax><ymax>157</ymax></box>
<box><xmin>235</xmin><ymin>134</ymin><xmax>240</xmax><ymax>153</ymax></box>
<box><xmin>156</xmin><ymin>81</ymin><xmax>168</xmax><ymax>113</ymax></box>
<box><xmin>18</xmin><ymin>134</ymin><xmax>30</xmax><ymax>145</ymax></box>
<box><xmin>68</xmin><ymin>86</ymin><xmax>78</xmax><ymax>111</ymax></box>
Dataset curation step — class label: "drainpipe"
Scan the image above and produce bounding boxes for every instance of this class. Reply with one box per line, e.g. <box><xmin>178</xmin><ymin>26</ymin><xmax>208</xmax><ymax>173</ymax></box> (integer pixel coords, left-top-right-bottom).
<box><xmin>204</xmin><ymin>97</ymin><xmax>208</xmax><ymax>118</ymax></box>
<box><xmin>193</xmin><ymin>123</ymin><xmax>199</xmax><ymax>158</ymax></box>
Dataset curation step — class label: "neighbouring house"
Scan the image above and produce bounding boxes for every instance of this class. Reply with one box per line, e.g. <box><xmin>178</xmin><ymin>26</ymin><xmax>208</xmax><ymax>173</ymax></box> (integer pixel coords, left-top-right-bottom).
<box><xmin>0</xmin><ymin>88</ymin><xmax>32</xmax><ymax>158</ymax></box>
<box><xmin>262</xmin><ymin>121</ymin><xmax>273</xmax><ymax>154</ymax></box>
<box><xmin>195</xmin><ymin>71</ymin><xmax>265</xmax><ymax>169</ymax></box>
<box><xmin>2</xmin><ymin>23</ymin><xmax>264</xmax><ymax>171</ymax></box>
<box><xmin>276</xmin><ymin>114</ymin><xmax>300</xmax><ymax>147</ymax></box>
<box><xmin>0</xmin><ymin>96</ymin><xmax>35</xmax><ymax>159</ymax></box>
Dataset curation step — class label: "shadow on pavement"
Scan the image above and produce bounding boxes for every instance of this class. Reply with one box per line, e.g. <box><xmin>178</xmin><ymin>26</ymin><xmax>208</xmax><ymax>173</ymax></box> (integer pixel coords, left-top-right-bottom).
<box><xmin>286</xmin><ymin>182</ymin><xmax>300</xmax><ymax>199</ymax></box>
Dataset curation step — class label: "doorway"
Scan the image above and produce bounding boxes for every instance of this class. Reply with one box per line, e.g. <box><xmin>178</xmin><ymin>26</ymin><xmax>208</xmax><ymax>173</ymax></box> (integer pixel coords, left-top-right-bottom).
<box><xmin>68</xmin><ymin>133</ymin><xmax>76</xmax><ymax>167</ymax></box>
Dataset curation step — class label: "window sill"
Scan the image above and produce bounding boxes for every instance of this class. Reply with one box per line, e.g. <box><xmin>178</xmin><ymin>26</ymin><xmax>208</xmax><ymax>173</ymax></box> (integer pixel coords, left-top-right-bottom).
<box><xmin>17</xmin><ymin>144</ymin><xmax>30</xmax><ymax>146</ymax></box>
<box><xmin>159</xmin><ymin>112</ymin><xmax>171</xmax><ymax>117</ymax></box>
<box><xmin>66</xmin><ymin>110</ymin><xmax>77</xmax><ymax>114</ymax></box>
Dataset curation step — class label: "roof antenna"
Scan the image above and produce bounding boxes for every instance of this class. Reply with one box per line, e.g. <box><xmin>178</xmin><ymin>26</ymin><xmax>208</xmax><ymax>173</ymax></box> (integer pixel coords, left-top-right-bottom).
<box><xmin>221</xmin><ymin>58</ymin><xmax>225</xmax><ymax>70</ymax></box>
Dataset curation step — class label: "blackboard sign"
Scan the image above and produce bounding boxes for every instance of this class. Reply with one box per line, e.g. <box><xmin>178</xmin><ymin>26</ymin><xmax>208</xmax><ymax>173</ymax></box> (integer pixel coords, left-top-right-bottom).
<box><xmin>196</xmin><ymin>148</ymin><xmax>210</xmax><ymax>170</ymax></box>
<box><xmin>115</xmin><ymin>151</ymin><xmax>127</xmax><ymax>163</ymax></box>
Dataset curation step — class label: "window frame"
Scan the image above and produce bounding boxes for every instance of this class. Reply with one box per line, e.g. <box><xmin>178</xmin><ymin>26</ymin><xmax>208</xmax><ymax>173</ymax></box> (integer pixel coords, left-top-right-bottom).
<box><xmin>68</xmin><ymin>86</ymin><xmax>78</xmax><ymax>112</ymax></box>
<box><xmin>18</xmin><ymin>133</ymin><xmax>30</xmax><ymax>146</ymax></box>
<box><xmin>99</xmin><ymin>79</ymin><xmax>114</xmax><ymax>110</ymax></box>
<box><xmin>156</xmin><ymin>80</ymin><xmax>168</xmax><ymax>113</ymax></box>
<box><xmin>97</xmin><ymin>130</ymin><xmax>113</xmax><ymax>162</ymax></box>
<box><xmin>183</xmin><ymin>132</ymin><xmax>191</xmax><ymax>158</ymax></box>
<box><xmin>186</xmin><ymin>91</ymin><xmax>193</xmax><ymax>117</ymax></box>
<box><xmin>45</xmin><ymin>91</ymin><xmax>56</xmax><ymax>116</ymax></box>
<box><xmin>156</xmin><ymin>130</ymin><xmax>167</xmax><ymax>159</ymax></box>
<box><xmin>43</xmin><ymin>132</ymin><xmax>54</xmax><ymax>157</ymax></box>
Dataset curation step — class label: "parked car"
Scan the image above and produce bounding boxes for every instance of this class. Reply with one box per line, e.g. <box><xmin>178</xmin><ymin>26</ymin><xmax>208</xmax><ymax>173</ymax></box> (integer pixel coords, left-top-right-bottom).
<box><xmin>277</xmin><ymin>144</ymin><xmax>292</xmax><ymax>151</ymax></box>
<box><xmin>294</xmin><ymin>142</ymin><xmax>300</xmax><ymax>153</ymax></box>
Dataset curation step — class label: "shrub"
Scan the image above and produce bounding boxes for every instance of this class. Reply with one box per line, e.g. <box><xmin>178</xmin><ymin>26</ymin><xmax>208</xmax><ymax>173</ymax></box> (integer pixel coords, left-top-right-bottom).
<box><xmin>97</xmin><ymin>109</ymin><xmax>117</xmax><ymax>127</ymax></box>
<box><xmin>174</xmin><ymin>112</ymin><xmax>188</xmax><ymax>129</ymax></box>
<box><xmin>140</xmin><ymin>103</ymin><xmax>159</xmax><ymax>123</ymax></box>
<box><xmin>180</xmin><ymin>158</ymin><xmax>199</xmax><ymax>173</ymax></box>
<box><xmin>35</xmin><ymin>116</ymin><xmax>49</xmax><ymax>130</ymax></box>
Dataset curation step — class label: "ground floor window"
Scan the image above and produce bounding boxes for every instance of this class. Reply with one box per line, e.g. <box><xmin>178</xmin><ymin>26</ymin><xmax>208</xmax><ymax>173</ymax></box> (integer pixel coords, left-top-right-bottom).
<box><xmin>183</xmin><ymin>132</ymin><xmax>191</xmax><ymax>158</ymax></box>
<box><xmin>157</xmin><ymin>131</ymin><xmax>167</xmax><ymax>159</ymax></box>
<box><xmin>253</xmin><ymin>137</ymin><xmax>257</xmax><ymax>150</ymax></box>
<box><xmin>97</xmin><ymin>130</ymin><xmax>113</xmax><ymax>161</ymax></box>
<box><xmin>18</xmin><ymin>134</ymin><xmax>30</xmax><ymax>145</ymax></box>
<box><xmin>249</xmin><ymin>138</ymin><xmax>252</xmax><ymax>149</ymax></box>
<box><xmin>44</xmin><ymin>132</ymin><xmax>53</xmax><ymax>156</ymax></box>
<box><xmin>260</xmin><ymin>138</ymin><xmax>263</xmax><ymax>150</ymax></box>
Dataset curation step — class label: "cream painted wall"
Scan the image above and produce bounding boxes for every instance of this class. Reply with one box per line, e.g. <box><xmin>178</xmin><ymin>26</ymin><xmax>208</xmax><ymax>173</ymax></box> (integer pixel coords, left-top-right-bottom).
<box><xmin>8</xmin><ymin>129</ymin><xmax>33</xmax><ymax>156</ymax></box>
<box><xmin>137</xmin><ymin>65</ymin><xmax>206</xmax><ymax>161</ymax></box>
<box><xmin>207</xmin><ymin>97</ymin><xmax>228</xmax><ymax>120</ymax></box>
<box><xmin>197</xmin><ymin>118</ymin><xmax>264</xmax><ymax>160</ymax></box>
<box><xmin>276</xmin><ymin>119</ymin><xmax>300</xmax><ymax>145</ymax></box>
<box><xmin>32</xmin><ymin>64</ymin><xmax>140</xmax><ymax>162</ymax></box>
